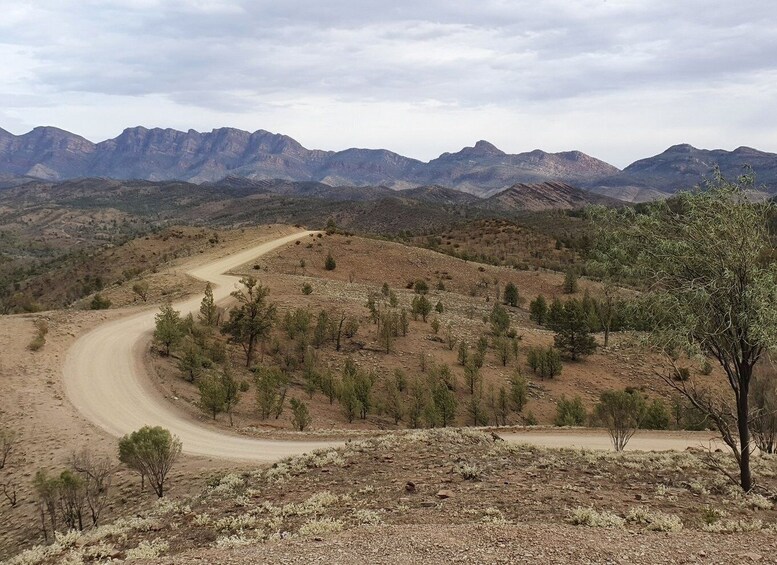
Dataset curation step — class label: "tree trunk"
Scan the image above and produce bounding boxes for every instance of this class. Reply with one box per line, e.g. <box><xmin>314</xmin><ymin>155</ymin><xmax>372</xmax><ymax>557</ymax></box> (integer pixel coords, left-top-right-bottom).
<box><xmin>737</xmin><ymin>375</ymin><xmax>753</xmax><ymax>491</ymax></box>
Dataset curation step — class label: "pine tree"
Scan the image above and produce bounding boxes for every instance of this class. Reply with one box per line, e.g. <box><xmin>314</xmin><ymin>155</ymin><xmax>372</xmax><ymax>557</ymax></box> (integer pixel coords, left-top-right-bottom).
<box><xmin>551</xmin><ymin>300</ymin><xmax>597</xmax><ymax>361</ymax></box>
<box><xmin>199</xmin><ymin>283</ymin><xmax>217</xmax><ymax>326</ymax></box>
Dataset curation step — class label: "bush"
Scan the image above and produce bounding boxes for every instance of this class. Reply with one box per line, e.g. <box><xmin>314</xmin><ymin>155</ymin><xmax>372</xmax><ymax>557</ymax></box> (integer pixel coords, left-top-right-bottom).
<box><xmin>554</xmin><ymin>396</ymin><xmax>586</xmax><ymax>426</ymax></box>
<box><xmin>563</xmin><ymin>269</ymin><xmax>579</xmax><ymax>294</ymax></box>
<box><xmin>302</xmin><ymin>283</ymin><xmax>313</xmax><ymax>295</ymax></box>
<box><xmin>290</xmin><ymin>398</ymin><xmax>312</xmax><ymax>431</ymax></box>
<box><xmin>503</xmin><ymin>282</ymin><xmax>519</xmax><ymax>307</ymax></box>
<box><xmin>642</xmin><ymin>399</ymin><xmax>670</xmax><ymax>430</ymax></box>
<box><xmin>324</xmin><ymin>252</ymin><xmax>336</xmax><ymax>270</ymax></box>
<box><xmin>90</xmin><ymin>293</ymin><xmax>112</xmax><ymax>310</ymax></box>
<box><xmin>413</xmin><ymin>279</ymin><xmax>429</xmax><ymax>294</ymax></box>
<box><xmin>593</xmin><ymin>389</ymin><xmax>646</xmax><ymax>451</ymax></box>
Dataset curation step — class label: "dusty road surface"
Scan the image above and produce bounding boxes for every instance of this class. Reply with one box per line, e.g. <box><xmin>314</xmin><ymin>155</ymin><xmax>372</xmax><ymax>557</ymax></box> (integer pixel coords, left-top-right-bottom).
<box><xmin>63</xmin><ymin>229</ymin><xmax>724</xmax><ymax>462</ymax></box>
<box><xmin>63</xmin><ymin>230</ymin><xmax>340</xmax><ymax>462</ymax></box>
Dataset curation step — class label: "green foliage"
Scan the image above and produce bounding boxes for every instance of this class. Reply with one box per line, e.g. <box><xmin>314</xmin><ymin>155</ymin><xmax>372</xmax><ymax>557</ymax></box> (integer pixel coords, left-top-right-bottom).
<box><xmin>527</xmin><ymin>346</ymin><xmax>562</xmax><ymax>378</ymax></box>
<box><xmin>178</xmin><ymin>339</ymin><xmax>205</xmax><ymax>382</ymax></box>
<box><xmin>407</xmin><ymin>378</ymin><xmax>427</xmax><ymax>428</ymax></box>
<box><xmin>464</xmin><ymin>359</ymin><xmax>481</xmax><ymax>395</ymax></box>
<box><xmin>466</xmin><ymin>396</ymin><xmax>489</xmax><ymax>426</ymax></box>
<box><xmin>198</xmin><ymin>373</ymin><xmax>226</xmax><ymax>420</ymax></box>
<box><xmin>430</xmin><ymin>317</ymin><xmax>440</xmax><ymax>334</ymax></box>
<box><xmin>90</xmin><ymin>293</ymin><xmax>112</xmax><ymax>310</ymax></box>
<box><xmin>431</xmin><ymin>378</ymin><xmax>457</xmax><ymax>427</ymax></box>
<box><xmin>435</xmin><ymin>300</ymin><xmax>444</xmax><ymax>314</ymax></box>
<box><xmin>554</xmin><ymin>396</ymin><xmax>587</xmax><ymax>427</ymax></box>
<box><xmin>302</xmin><ymin>282</ymin><xmax>313</xmax><ymax>295</ymax></box>
<box><xmin>254</xmin><ymin>367</ymin><xmax>288</xmax><ymax>420</ymax></box>
<box><xmin>529</xmin><ymin>295</ymin><xmax>548</xmax><ymax>325</ymax></box>
<box><xmin>222</xmin><ymin>277</ymin><xmax>276</xmax><ymax>366</ymax></box>
<box><xmin>118</xmin><ymin>426</ymin><xmax>181</xmax><ymax>497</ymax></box>
<box><xmin>324</xmin><ymin>252</ymin><xmax>336</xmax><ymax>270</ymax></box>
<box><xmin>489</xmin><ymin>302</ymin><xmax>510</xmax><ymax>335</ymax></box>
<box><xmin>590</xmin><ymin>171</ymin><xmax>777</xmax><ymax>489</ymax></box>
<box><xmin>413</xmin><ymin>279</ymin><xmax>429</xmax><ymax>294</ymax></box>
<box><xmin>642</xmin><ymin>398</ymin><xmax>670</xmax><ymax>430</ymax></box>
<box><xmin>457</xmin><ymin>340</ymin><xmax>469</xmax><ymax>366</ymax></box>
<box><xmin>563</xmin><ymin>268</ymin><xmax>579</xmax><ymax>294</ymax></box>
<box><xmin>549</xmin><ymin>299</ymin><xmax>597</xmax><ymax>360</ymax></box>
<box><xmin>199</xmin><ymin>282</ymin><xmax>217</xmax><ymax>326</ymax></box>
<box><xmin>503</xmin><ymin>282</ymin><xmax>519</xmax><ymax>307</ymax></box>
<box><xmin>509</xmin><ymin>372</ymin><xmax>528</xmax><ymax>412</ymax></box>
<box><xmin>154</xmin><ymin>302</ymin><xmax>183</xmax><ymax>355</ymax></box>
<box><xmin>494</xmin><ymin>336</ymin><xmax>511</xmax><ymax>366</ymax></box>
<box><xmin>290</xmin><ymin>398</ymin><xmax>312</xmax><ymax>431</ymax></box>
<box><xmin>283</xmin><ymin>308</ymin><xmax>312</xmax><ymax>340</ymax></box>
<box><xmin>593</xmin><ymin>389</ymin><xmax>646</xmax><ymax>451</ymax></box>
<box><xmin>411</xmin><ymin>294</ymin><xmax>432</xmax><ymax>322</ymax></box>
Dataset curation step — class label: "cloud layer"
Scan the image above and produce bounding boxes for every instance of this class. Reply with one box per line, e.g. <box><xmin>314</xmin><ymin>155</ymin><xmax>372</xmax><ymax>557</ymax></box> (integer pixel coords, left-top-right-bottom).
<box><xmin>2</xmin><ymin>0</ymin><xmax>776</xmax><ymax>166</ymax></box>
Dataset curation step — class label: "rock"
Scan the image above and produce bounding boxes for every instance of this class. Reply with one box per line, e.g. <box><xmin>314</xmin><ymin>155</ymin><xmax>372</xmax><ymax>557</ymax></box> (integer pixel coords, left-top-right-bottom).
<box><xmin>743</xmin><ymin>552</ymin><xmax>762</xmax><ymax>562</ymax></box>
<box><xmin>436</xmin><ymin>489</ymin><xmax>453</xmax><ymax>499</ymax></box>
<box><xmin>405</xmin><ymin>481</ymin><xmax>416</xmax><ymax>493</ymax></box>
<box><xmin>420</xmin><ymin>501</ymin><xmax>436</xmax><ymax>508</ymax></box>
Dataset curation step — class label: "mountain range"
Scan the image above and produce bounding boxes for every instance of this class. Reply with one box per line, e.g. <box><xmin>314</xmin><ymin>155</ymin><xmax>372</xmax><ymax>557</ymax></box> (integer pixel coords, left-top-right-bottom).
<box><xmin>1</xmin><ymin>126</ymin><xmax>776</xmax><ymax>201</ymax></box>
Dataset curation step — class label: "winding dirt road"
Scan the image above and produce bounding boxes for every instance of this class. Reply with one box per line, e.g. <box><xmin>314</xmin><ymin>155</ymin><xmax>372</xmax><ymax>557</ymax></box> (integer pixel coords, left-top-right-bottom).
<box><xmin>63</xmin><ymin>230</ymin><xmax>722</xmax><ymax>463</ymax></box>
<box><xmin>63</xmin><ymin>230</ymin><xmax>341</xmax><ymax>462</ymax></box>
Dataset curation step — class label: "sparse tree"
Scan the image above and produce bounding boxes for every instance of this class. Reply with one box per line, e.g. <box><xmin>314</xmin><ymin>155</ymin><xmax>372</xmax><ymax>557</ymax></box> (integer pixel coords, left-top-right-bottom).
<box><xmin>529</xmin><ymin>295</ymin><xmax>548</xmax><ymax>325</ymax></box>
<box><xmin>290</xmin><ymin>398</ymin><xmax>312</xmax><ymax>431</ymax></box>
<box><xmin>0</xmin><ymin>428</ymin><xmax>17</xmax><ymax>470</ymax></box>
<box><xmin>432</xmin><ymin>379</ymin><xmax>457</xmax><ymax>427</ymax></box>
<box><xmin>563</xmin><ymin>268</ymin><xmax>579</xmax><ymax>294</ymax></box>
<box><xmin>118</xmin><ymin>426</ymin><xmax>181</xmax><ymax>497</ymax></box>
<box><xmin>70</xmin><ymin>449</ymin><xmax>114</xmax><ymax>527</ymax></box>
<box><xmin>324</xmin><ymin>252</ymin><xmax>336</xmax><ymax>270</ymax></box>
<box><xmin>504</xmin><ymin>282</ymin><xmax>519</xmax><ymax>307</ymax></box>
<box><xmin>132</xmin><ymin>281</ymin><xmax>149</xmax><ymax>302</ymax></box>
<box><xmin>407</xmin><ymin>378</ymin><xmax>426</xmax><ymax>428</ymax></box>
<box><xmin>509</xmin><ymin>372</ymin><xmax>528</xmax><ymax>412</ymax></box>
<box><xmin>412</xmin><ymin>295</ymin><xmax>432</xmax><ymax>322</ymax></box>
<box><xmin>178</xmin><ymin>339</ymin><xmax>205</xmax><ymax>382</ymax></box>
<box><xmin>496</xmin><ymin>386</ymin><xmax>510</xmax><ymax>425</ymax></box>
<box><xmin>494</xmin><ymin>336</ymin><xmax>511</xmax><ymax>366</ymax></box>
<box><xmin>458</xmin><ymin>340</ymin><xmax>469</xmax><ymax>366</ymax></box>
<box><xmin>384</xmin><ymin>380</ymin><xmax>404</xmax><ymax>425</ymax></box>
<box><xmin>489</xmin><ymin>303</ymin><xmax>510</xmax><ymax>335</ymax></box>
<box><xmin>154</xmin><ymin>302</ymin><xmax>183</xmax><ymax>356</ymax></box>
<box><xmin>554</xmin><ymin>396</ymin><xmax>587</xmax><ymax>427</ymax></box>
<box><xmin>222</xmin><ymin>277</ymin><xmax>276</xmax><ymax>366</ymax></box>
<box><xmin>255</xmin><ymin>367</ymin><xmax>288</xmax><ymax>420</ymax></box>
<box><xmin>550</xmin><ymin>300</ymin><xmax>597</xmax><ymax>361</ymax></box>
<box><xmin>198</xmin><ymin>373</ymin><xmax>226</xmax><ymax>420</ymax></box>
<box><xmin>466</xmin><ymin>396</ymin><xmax>489</xmax><ymax>426</ymax></box>
<box><xmin>591</xmin><ymin>169</ymin><xmax>777</xmax><ymax>491</ymax></box>
<box><xmin>464</xmin><ymin>360</ymin><xmax>481</xmax><ymax>395</ymax></box>
<box><xmin>594</xmin><ymin>389</ymin><xmax>646</xmax><ymax>451</ymax></box>
<box><xmin>199</xmin><ymin>282</ymin><xmax>217</xmax><ymax>326</ymax></box>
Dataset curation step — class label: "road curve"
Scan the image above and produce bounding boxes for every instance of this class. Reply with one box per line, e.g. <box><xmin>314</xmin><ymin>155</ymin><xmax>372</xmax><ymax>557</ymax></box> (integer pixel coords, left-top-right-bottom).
<box><xmin>63</xmin><ymin>229</ymin><xmax>723</xmax><ymax>462</ymax></box>
<box><xmin>63</xmin><ymin>230</ymin><xmax>341</xmax><ymax>462</ymax></box>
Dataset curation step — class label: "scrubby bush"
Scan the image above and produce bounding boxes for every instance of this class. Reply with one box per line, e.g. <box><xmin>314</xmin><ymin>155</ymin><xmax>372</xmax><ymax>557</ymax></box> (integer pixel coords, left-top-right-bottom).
<box><xmin>324</xmin><ymin>252</ymin><xmax>336</xmax><ymax>270</ymax></box>
<box><xmin>554</xmin><ymin>396</ymin><xmax>586</xmax><ymax>426</ymax></box>
<box><xmin>290</xmin><ymin>398</ymin><xmax>312</xmax><ymax>431</ymax></box>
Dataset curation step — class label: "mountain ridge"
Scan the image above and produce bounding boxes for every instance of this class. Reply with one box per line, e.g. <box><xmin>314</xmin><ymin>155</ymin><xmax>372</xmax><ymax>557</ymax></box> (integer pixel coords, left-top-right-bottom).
<box><xmin>2</xmin><ymin>126</ymin><xmax>777</xmax><ymax>199</ymax></box>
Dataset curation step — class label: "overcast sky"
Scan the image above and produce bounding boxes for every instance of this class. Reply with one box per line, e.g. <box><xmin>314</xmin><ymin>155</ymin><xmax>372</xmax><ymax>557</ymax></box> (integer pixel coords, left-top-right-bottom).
<box><xmin>2</xmin><ymin>0</ymin><xmax>776</xmax><ymax>167</ymax></box>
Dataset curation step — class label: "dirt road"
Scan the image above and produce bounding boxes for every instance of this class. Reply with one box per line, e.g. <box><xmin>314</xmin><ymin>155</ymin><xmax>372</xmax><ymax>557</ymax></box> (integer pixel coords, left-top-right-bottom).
<box><xmin>63</xmin><ymin>230</ymin><xmax>341</xmax><ymax>462</ymax></box>
<box><xmin>63</xmin><ymin>230</ymin><xmax>722</xmax><ymax>462</ymax></box>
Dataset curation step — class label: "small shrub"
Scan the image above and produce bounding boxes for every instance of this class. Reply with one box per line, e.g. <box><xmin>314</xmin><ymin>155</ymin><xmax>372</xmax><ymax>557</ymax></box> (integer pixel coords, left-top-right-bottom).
<box><xmin>324</xmin><ymin>252</ymin><xmax>336</xmax><ymax>270</ymax></box>
<box><xmin>626</xmin><ymin>506</ymin><xmax>683</xmax><ymax>532</ymax></box>
<box><xmin>302</xmin><ymin>282</ymin><xmax>313</xmax><ymax>295</ymax></box>
<box><xmin>567</xmin><ymin>506</ymin><xmax>624</xmax><ymax>528</ymax></box>
<box><xmin>90</xmin><ymin>294</ymin><xmax>112</xmax><ymax>310</ymax></box>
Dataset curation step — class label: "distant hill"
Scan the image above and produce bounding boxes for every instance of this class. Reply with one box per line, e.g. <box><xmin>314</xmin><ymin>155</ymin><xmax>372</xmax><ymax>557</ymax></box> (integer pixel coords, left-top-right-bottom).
<box><xmin>477</xmin><ymin>182</ymin><xmax>622</xmax><ymax>212</ymax></box>
<box><xmin>586</xmin><ymin>144</ymin><xmax>777</xmax><ymax>200</ymax></box>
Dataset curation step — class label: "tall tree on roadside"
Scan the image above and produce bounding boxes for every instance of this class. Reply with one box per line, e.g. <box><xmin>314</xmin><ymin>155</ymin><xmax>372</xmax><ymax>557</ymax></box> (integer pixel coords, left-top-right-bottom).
<box><xmin>199</xmin><ymin>282</ymin><xmax>217</xmax><ymax>326</ymax></box>
<box><xmin>153</xmin><ymin>302</ymin><xmax>183</xmax><ymax>356</ymax></box>
<box><xmin>222</xmin><ymin>276</ymin><xmax>276</xmax><ymax>367</ymax></box>
<box><xmin>590</xmin><ymin>168</ymin><xmax>777</xmax><ymax>491</ymax></box>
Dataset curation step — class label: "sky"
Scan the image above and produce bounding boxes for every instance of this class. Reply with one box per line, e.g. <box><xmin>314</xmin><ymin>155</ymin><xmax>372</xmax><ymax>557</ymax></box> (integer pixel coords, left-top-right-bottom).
<box><xmin>2</xmin><ymin>0</ymin><xmax>777</xmax><ymax>168</ymax></box>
